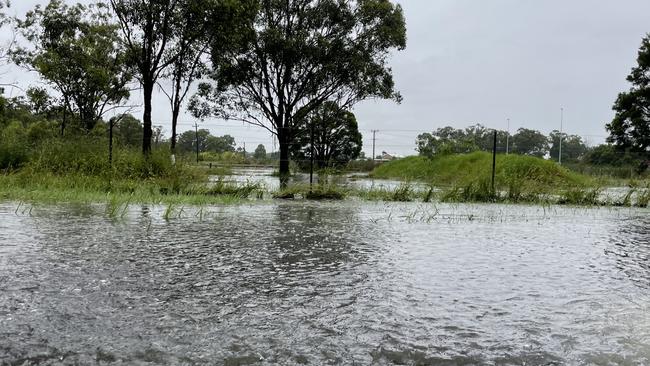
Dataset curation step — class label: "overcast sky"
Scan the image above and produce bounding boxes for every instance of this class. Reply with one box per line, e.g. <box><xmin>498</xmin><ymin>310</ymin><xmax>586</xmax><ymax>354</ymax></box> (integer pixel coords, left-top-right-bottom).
<box><xmin>4</xmin><ymin>0</ymin><xmax>650</xmax><ymax>156</ymax></box>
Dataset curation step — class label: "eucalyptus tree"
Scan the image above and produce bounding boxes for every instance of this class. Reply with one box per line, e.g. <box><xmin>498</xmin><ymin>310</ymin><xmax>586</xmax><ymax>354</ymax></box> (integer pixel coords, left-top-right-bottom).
<box><xmin>13</xmin><ymin>0</ymin><xmax>132</xmax><ymax>134</ymax></box>
<box><xmin>511</xmin><ymin>128</ymin><xmax>549</xmax><ymax>158</ymax></box>
<box><xmin>190</xmin><ymin>0</ymin><xmax>406</xmax><ymax>187</ymax></box>
<box><xmin>548</xmin><ymin>130</ymin><xmax>587</xmax><ymax>163</ymax></box>
<box><xmin>607</xmin><ymin>33</ymin><xmax>650</xmax><ymax>170</ymax></box>
<box><xmin>253</xmin><ymin>143</ymin><xmax>266</xmax><ymax>160</ymax></box>
<box><xmin>110</xmin><ymin>0</ymin><xmax>182</xmax><ymax>154</ymax></box>
<box><xmin>290</xmin><ymin>101</ymin><xmax>362</xmax><ymax>169</ymax></box>
<box><xmin>161</xmin><ymin>0</ymin><xmax>249</xmax><ymax>160</ymax></box>
<box><xmin>0</xmin><ymin>0</ymin><xmax>11</xmax><ymax>66</ymax></box>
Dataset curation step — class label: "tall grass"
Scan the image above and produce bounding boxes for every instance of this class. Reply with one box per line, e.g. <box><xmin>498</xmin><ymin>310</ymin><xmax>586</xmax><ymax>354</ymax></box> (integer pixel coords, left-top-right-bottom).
<box><xmin>372</xmin><ymin>152</ymin><xmax>589</xmax><ymax>188</ymax></box>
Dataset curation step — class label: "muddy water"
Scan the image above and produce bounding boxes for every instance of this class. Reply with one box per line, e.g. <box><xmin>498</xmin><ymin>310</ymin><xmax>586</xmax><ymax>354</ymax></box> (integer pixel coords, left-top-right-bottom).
<box><xmin>0</xmin><ymin>202</ymin><xmax>649</xmax><ymax>365</ymax></box>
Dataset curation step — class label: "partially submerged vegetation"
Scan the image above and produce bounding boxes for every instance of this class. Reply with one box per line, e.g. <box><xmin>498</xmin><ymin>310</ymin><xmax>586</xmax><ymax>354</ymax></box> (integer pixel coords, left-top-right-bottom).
<box><xmin>1</xmin><ymin>140</ymin><xmax>648</xmax><ymax>208</ymax></box>
<box><xmin>369</xmin><ymin>152</ymin><xmax>648</xmax><ymax>207</ymax></box>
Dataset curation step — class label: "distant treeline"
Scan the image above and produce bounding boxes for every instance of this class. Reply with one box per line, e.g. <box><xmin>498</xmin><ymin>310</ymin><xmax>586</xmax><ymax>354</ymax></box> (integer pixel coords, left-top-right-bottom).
<box><xmin>416</xmin><ymin>124</ymin><xmax>646</xmax><ymax>173</ymax></box>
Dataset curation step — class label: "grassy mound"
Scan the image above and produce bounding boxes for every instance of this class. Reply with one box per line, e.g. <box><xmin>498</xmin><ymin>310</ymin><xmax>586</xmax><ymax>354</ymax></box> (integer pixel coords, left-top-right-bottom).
<box><xmin>372</xmin><ymin>152</ymin><xmax>592</xmax><ymax>202</ymax></box>
<box><xmin>373</xmin><ymin>152</ymin><xmax>588</xmax><ymax>186</ymax></box>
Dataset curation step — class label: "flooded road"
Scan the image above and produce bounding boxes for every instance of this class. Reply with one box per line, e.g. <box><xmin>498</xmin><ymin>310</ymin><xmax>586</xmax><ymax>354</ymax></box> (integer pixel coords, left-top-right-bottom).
<box><xmin>1</xmin><ymin>202</ymin><xmax>649</xmax><ymax>365</ymax></box>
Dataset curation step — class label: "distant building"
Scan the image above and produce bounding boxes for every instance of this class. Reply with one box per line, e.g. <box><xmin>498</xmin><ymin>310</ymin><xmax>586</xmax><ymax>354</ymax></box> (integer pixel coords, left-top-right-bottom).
<box><xmin>375</xmin><ymin>151</ymin><xmax>401</xmax><ymax>162</ymax></box>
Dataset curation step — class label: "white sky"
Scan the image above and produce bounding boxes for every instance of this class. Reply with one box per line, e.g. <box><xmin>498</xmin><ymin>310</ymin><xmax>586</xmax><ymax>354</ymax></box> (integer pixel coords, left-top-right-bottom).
<box><xmin>3</xmin><ymin>0</ymin><xmax>650</xmax><ymax>156</ymax></box>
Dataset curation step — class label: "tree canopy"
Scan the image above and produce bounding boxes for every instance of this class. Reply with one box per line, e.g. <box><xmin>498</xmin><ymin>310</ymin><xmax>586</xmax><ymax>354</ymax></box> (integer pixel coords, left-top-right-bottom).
<box><xmin>253</xmin><ymin>144</ymin><xmax>266</xmax><ymax>161</ymax></box>
<box><xmin>607</xmin><ymin>33</ymin><xmax>650</xmax><ymax>170</ymax></box>
<box><xmin>290</xmin><ymin>101</ymin><xmax>362</xmax><ymax>169</ymax></box>
<box><xmin>511</xmin><ymin>128</ymin><xmax>549</xmax><ymax>158</ymax></box>
<box><xmin>13</xmin><ymin>0</ymin><xmax>133</xmax><ymax>133</ymax></box>
<box><xmin>548</xmin><ymin>130</ymin><xmax>588</xmax><ymax>163</ymax></box>
<box><xmin>176</xmin><ymin>129</ymin><xmax>236</xmax><ymax>154</ymax></box>
<box><xmin>190</xmin><ymin>0</ymin><xmax>406</xmax><ymax>185</ymax></box>
<box><xmin>416</xmin><ymin>124</ymin><xmax>508</xmax><ymax>157</ymax></box>
<box><xmin>110</xmin><ymin>0</ymin><xmax>183</xmax><ymax>154</ymax></box>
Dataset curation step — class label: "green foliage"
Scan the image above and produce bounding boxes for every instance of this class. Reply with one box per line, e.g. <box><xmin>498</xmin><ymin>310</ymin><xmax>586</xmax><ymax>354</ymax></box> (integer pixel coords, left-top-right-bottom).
<box><xmin>372</xmin><ymin>152</ymin><xmax>588</xmax><ymax>189</ymax></box>
<box><xmin>557</xmin><ymin>187</ymin><xmax>601</xmax><ymax>206</ymax></box>
<box><xmin>440</xmin><ymin>178</ymin><xmax>496</xmax><ymax>203</ymax></box>
<box><xmin>511</xmin><ymin>128</ymin><xmax>549</xmax><ymax>158</ymax></box>
<box><xmin>548</xmin><ymin>130</ymin><xmax>588</xmax><ymax>162</ymax></box>
<box><xmin>253</xmin><ymin>144</ymin><xmax>266</xmax><ymax>161</ymax></box>
<box><xmin>346</xmin><ymin>159</ymin><xmax>379</xmax><ymax>173</ymax></box>
<box><xmin>637</xmin><ymin>185</ymin><xmax>650</xmax><ymax>208</ymax></box>
<box><xmin>566</xmin><ymin>144</ymin><xmax>648</xmax><ymax>179</ymax></box>
<box><xmin>23</xmin><ymin>136</ymin><xmax>177</xmax><ymax>180</ymax></box>
<box><xmin>191</xmin><ymin>0</ymin><xmax>406</xmax><ymax>180</ymax></box>
<box><xmin>13</xmin><ymin>0</ymin><xmax>133</xmax><ymax>131</ymax></box>
<box><xmin>177</xmin><ymin>129</ymin><xmax>236</xmax><ymax>154</ymax></box>
<box><xmin>111</xmin><ymin>114</ymin><xmax>142</xmax><ymax>148</ymax></box>
<box><xmin>305</xmin><ymin>186</ymin><xmax>346</xmax><ymax>201</ymax></box>
<box><xmin>607</xmin><ymin>33</ymin><xmax>650</xmax><ymax>169</ymax></box>
<box><xmin>0</xmin><ymin>121</ymin><xmax>29</xmax><ymax>169</ymax></box>
<box><xmin>417</xmin><ymin>124</ymin><xmax>509</xmax><ymax>157</ymax></box>
<box><xmin>201</xmin><ymin>178</ymin><xmax>261</xmax><ymax>198</ymax></box>
<box><xmin>199</xmin><ymin>151</ymin><xmax>246</xmax><ymax>165</ymax></box>
<box><xmin>290</xmin><ymin>102</ymin><xmax>363</xmax><ymax>169</ymax></box>
<box><xmin>390</xmin><ymin>182</ymin><xmax>415</xmax><ymax>202</ymax></box>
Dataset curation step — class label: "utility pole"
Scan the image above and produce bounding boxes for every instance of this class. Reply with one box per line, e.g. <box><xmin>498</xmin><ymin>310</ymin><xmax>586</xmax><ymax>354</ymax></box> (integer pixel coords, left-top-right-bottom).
<box><xmin>506</xmin><ymin>118</ymin><xmax>510</xmax><ymax>155</ymax></box>
<box><xmin>194</xmin><ymin>122</ymin><xmax>199</xmax><ymax>164</ymax></box>
<box><xmin>371</xmin><ymin>130</ymin><xmax>378</xmax><ymax>161</ymax></box>
<box><xmin>559</xmin><ymin>108</ymin><xmax>564</xmax><ymax>165</ymax></box>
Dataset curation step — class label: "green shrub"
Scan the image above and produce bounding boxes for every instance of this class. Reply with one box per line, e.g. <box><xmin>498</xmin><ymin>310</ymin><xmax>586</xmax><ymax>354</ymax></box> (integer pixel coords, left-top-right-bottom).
<box><xmin>557</xmin><ymin>187</ymin><xmax>601</xmax><ymax>205</ymax></box>
<box><xmin>0</xmin><ymin>121</ymin><xmax>29</xmax><ymax>170</ymax></box>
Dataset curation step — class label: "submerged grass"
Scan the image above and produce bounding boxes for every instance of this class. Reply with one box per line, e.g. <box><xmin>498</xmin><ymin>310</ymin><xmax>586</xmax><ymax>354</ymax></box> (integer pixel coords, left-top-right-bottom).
<box><xmin>271</xmin><ymin>182</ymin><xmax>348</xmax><ymax>200</ymax></box>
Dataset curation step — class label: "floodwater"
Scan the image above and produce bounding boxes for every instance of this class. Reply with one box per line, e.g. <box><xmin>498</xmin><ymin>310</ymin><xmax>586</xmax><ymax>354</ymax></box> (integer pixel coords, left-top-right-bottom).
<box><xmin>219</xmin><ymin>167</ymin><xmax>421</xmax><ymax>192</ymax></box>
<box><xmin>1</xmin><ymin>201</ymin><xmax>649</xmax><ymax>365</ymax></box>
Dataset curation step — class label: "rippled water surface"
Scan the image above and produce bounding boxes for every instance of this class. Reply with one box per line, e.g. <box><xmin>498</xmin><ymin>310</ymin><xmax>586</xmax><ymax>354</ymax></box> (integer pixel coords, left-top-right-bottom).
<box><xmin>1</xmin><ymin>201</ymin><xmax>649</xmax><ymax>365</ymax></box>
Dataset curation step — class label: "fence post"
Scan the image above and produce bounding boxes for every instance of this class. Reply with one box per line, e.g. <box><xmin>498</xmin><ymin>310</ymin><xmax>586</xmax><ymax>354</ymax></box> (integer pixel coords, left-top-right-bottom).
<box><xmin>491</xmin><ymin>130</ymin><xmax>497</xmax><ymax>194</ymax></box>
<box><xmin>309</xmin><ymin>120</ymin><xmax>315</xmax><ymax>193</ymax></box>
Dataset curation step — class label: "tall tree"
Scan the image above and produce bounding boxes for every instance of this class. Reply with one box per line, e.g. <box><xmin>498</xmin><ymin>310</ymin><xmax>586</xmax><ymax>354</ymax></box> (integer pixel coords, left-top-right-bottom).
<box><xmin>511</xmin><ymin>128</ymin><xmax>549</xmax><ymax>158</ymax></box>
<box><xmin>177</xmin><ymin>129</ymin><xmax>235</xmax><ymax>153</ymax></box>
<box><xmin>13</xmin><ymin>0</ymin><xmax>132</xmax><ymax>133</ymax></box>
<box><xmin>0</xmin><ymin>0</ymin><xmax>11</xmax><ymax>68</ymax></box>
<box><xmin>206</xmin><ymin>134</ymin><xmax>236</xmax><ymax>153</ymax></box>
<box><xmin>290</xmin><ymin>101</ymin><xmax>362</xmax><ymax>168</ymax></box>
<box><xmin>416</xmin><ymin>126</ymin><xmax>478</xmax><ymax>157</ymax></box>
<box><xmin>607</xmin><ymin>34</ymin><xmax>650</xmax><ymax>170</ymax></box>
<box><xmin>548</xmin><ymin>130</ymin><xmax>587</xmax><ymax>163</ymax></box>
<box><xmin>190</xmin><ymin>0</ymin><xmax>406</xmax><ymax>187</ymax></box>
<box><xmin>113</xmin><ymin>113</ymin><xmax>143</xmax><ymax>147</ymax></box>
<box><xmin>110</xmin><ymin>0</ymin><xmax>182</xmax><ymax>154</ymax></box>
<box><xmin>161</xmin><ymin>0</ymin><xmax>248</xmax><ymax>159</ymax></box>
<box><xmin>253</xmin><ymin>143</ymin><xmax>266</xmax><ymax>160</ymax></box>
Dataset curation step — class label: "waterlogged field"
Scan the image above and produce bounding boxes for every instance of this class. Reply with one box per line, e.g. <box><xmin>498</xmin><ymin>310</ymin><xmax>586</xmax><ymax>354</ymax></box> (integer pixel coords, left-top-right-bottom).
<box><xmin>0</xmin><ymin>201</ymin><xmax>649</xmax><ymax>365</ymax></box>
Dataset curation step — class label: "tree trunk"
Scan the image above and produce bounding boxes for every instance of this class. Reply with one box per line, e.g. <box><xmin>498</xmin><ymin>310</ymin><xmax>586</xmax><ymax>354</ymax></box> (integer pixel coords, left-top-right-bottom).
<box><xmin>142</xmin><ymin>81</ymin><xmax>154</xmax><ymax>155</ymax></box>
<box><xmin>61</xmin><ymin>97</ymin><xmax>68</xmax><ymax>137</ymax></box>
<box><xmin>170</xmin><ymin>106</ymin><xmax>179</xmax><ymax>164</ymax></box>
<box><xmin>278</xmin><ymin>129</ymin><xmax>290</xmax><ymax>189</ymax></box>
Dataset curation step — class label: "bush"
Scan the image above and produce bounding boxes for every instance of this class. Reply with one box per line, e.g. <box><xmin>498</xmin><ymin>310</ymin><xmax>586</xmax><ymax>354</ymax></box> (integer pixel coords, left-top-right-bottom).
<box><xmin>0</xmin><ymin>121</ymin><xmax>29</xmax><ymax>170</ymax></box>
